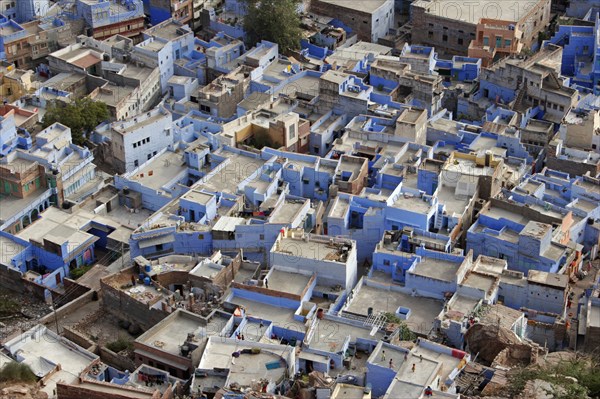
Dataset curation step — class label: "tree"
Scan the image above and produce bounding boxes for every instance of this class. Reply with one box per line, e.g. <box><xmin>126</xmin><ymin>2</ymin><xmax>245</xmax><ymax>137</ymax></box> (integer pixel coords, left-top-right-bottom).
<box><xmin>42</xmin><ymin>97</ymin><xmax>109</xmax><ymax>146</ymax></box>
<box><xmin>0</xmin><ymin>362</ymin><xmax>37</xmax><ymax>383</ymax></box>
<box><xmin>243</xmin><ymin>0</ymin><xmax>302</xmax><ymax>54</ymax></box>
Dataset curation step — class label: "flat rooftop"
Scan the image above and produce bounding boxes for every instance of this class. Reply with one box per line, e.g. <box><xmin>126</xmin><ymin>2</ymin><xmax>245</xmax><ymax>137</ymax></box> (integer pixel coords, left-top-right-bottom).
<box><xmin>329</xmin><ymin>197</ymin><xmax>350</xmax><ymax>219</ymax></box>
<box><xmin>4</xmin><ymin>326</ymin><xmax>96</xmax><ymax>391</ymax></box>
<box><xmin>269</xmin><ymin>199</ymin><xmax>307</xmax><ymax>224</ymax></box>
<box><xmin>199</xmin><ymin>338</ymin><xmax>293</xmax><ymax>388</ymax></box>
<box><xmin>137</xmin><ymin>310</ymin><xmax>204</xmax><ymax>356</ymax></box>
<box><xmin>227</xmin><ymin>297</ymin><xmax>306</xmax><ymax>331</ymax></box>
<box><xmin>275</xmin><ymin>235</ymin><xmax>352</xmax><ymax>263</ymax></box>
<box><xmin>445</xmin><ymin>157</ymin><xmax>495</xmax><ymax>177</ymax></box>
<box><xmin>308</xmin><ymin>318</ymin><xmax>384</xmax><ymax>353</ymax></box>
<box><xmin>267</xmin><ymin>269</ymin><xmax>312</xmax><ymax>296</ymax></box>
<box><xmin>72</xmin><ymin>53</ymin><xmax>101</xmax><ymax>69</ymax></box>
<box><xmin>181</xmin><ymin>189</ymin><xmax>214</xmax><ymax>205</ymax></box>
<box><xmin>0</xmin><ymin>187</ymin><xmax>48</xmax><ymax>225</ymax></box>
<box><xmin>411</xmin><ymin>343</ymin><xmax>461</xmax><ymax>381</ymax></box>
<box><xmin>480</xmin><ymin>303</ymin><xmax>523</xmax><ymax>330</ymax></box>
<box><xmin>146</xmin><ymin>21</ymin><xmax>189</xmax><ymax>41</ymax></box>
<box><xmin>528</xmin><ymin>270</ymin><xmax>568</xmax><ymax>289</ymax></box>
<box><xmin>346</xmin><ymin>285</ymin><xmax>444</xmax><ymax>335</ymax></box>
<box><xmin>314</xmin><ymin>0</ymin><xmax>390</xmax><ymax>13</ymax></box>
<box><xmin>437</xmin><ymin>185</ymin><xmax>470</xmax><ymax>216</ymax></box>
<box><xmin>413</xmin><ymin>0</ymin><xmax>540</xmax><ymax>24</ymax></box>
<box><xmin>445</xmin><ymin>294</ymin><xmax>479</xmax><ymax>322</ymax></box>
<box><xmin>200</xmin><ymin>152</ymin><xmax>266</xmax><ymax>195</ymax></box>
<box><xmin>370</xmin><ymin>344</ymin><xmax>408</xmax><ymax>371</ymax></box>
<box><xmin>410</xmin><ymin>257</ymin><xmax>461</xmax><ymax>282</ymax></box>
<box><xmin>130</xmin><ymin>151</ymin><xmax>186</xmax><ymax>191</ymax></box>
<box><xmin>393</xmin><ymin>193</ymin><xmax>433</xmax><ymax>214</ymax></box>
<box><xmin>461</xmin><ymin>272</ymin><xmax>496</xmax><ymax>293</ymax></box>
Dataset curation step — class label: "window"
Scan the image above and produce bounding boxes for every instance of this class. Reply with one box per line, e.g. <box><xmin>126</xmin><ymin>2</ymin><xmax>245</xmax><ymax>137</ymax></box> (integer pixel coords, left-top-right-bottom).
<box><xmin>428</xmin><ymin>23</ymin><xmax>433</xmax><ymax>27</ymax></box>
<box><xmin>392</xmin><ymin>225</ymin><xmax>398</xmax><ymax>230</ymax></box>
<box><xmin>442</xmin><ymin>34</ymin><xmax>448</xmax><ymax>42</ymax></box>
<box><xmin>259</xmin><ymin>234</ymin><xmax>265</xmax><ymax>240</ymax></box>
<box><xmin>134</xmin><ymin>160</ymin><xmax>139</xmax><ymax>168</ymax></box>
<box><xmin>428</xmin><ymin>31</ymin><xmax>433</xmax><ymax>38</ymax></box>
<box><xmin>156</xmin><ymin>244</ymin><xmax>164</xmax><ymax>251</ymax></box>
<box><xmin>200</xmin><ymin>104</ymin><xmax>211</xmax><ymax>113</ymax></box>
<box><xmin>583</xmin><ymin>45</ymin><xmax>589</xmax><ymax>52</ymax></box>
<box><xmin>505</xmin><ymin>39</ymin><xmax>511</xmax><ymax>47</ymax></box>
<box><xmin>458</xmin><ymin>38</ymin><xmax>463</xmax><ymax>45</ymax></box>
<box><xmin>147</xmin><ymin>154</ymin><xmax>152</xmax><ymax>160</ymax></box>
<box><xmin>198</xmin><ymin>234</ymin><xmax>204</xmax><ymax>239</ymax></box>
<box><xmin>483</xmin><ymin>36</ymin><xmax>489</xmax><ymax>46</ymax></box>
<box><xmin>383</xmin><ymin>260</ymin><xmax>390</xmax><ymax>266</ymax></box>
<box><xmin>289</xmin><ymin>124</ymin><xmax>295</xmax><ymax>140</ymax></box>
<box><xmin>133</xmin><ymin>143</ymin><xmax>137</xmax><ymax>148</ymax></box>
<box><xmin>496</xmin><ymin>36</ymin><xmax>502</xmax><ymax>47</ymax></box>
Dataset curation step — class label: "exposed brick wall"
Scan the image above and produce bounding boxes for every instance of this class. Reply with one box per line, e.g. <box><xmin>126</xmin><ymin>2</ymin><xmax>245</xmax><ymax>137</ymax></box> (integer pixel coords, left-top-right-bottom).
<box><xmin>231</xmin><ymin>282</ymin><xmax>301</xmax><ymax>301</ymax></box>
<box><xmin>154</xmin><ymin>271</ymin><xmax>189</xmax><ymax>288</ymax></box>
<box><xmin>133</xmin><ymin>342</ymin><xmax>192</xmax><ymax>379</ymax></box>
<box><xmin>0</xmin><ymin>264</ymin><xmax>25</xmax><ymax>292</ymax></box>
<box><xmin>310</xmin><ymin>0</ymin><xmax>383</xmax><ymax>42</ymax></box>
<box><xmin>63</xmin><ymin>327</ymin><xmax>95</xmax><ymax>350</ymax></box>
<box><xmin>100</xmin><ymin>347</ymin><xmax>136</xmax><ymax>372</ymax></box>
<box><xmin>56</xmin><ymin>381</ymin><xmax>155</xmax><ymax>399</ymax></box>
<box><xmin>100</xmin><ymin>278</ymin><xmax>169</xmax><ymax>332</ymax></box>
<box><xmin>39</xmin><ymin>290</ymin><xmax>96</xmax><ymax>327</ymax></box>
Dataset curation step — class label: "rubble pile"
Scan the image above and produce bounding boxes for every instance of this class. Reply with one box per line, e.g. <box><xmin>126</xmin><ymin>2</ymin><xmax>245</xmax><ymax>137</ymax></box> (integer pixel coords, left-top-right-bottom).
<box><xmin>465</xmin><ymin>324</ymin><xmax>545</xmax><ymax>367</ymax></box>
<box><xmin>0</xmin><ymin>383</ymin><xmax>48</xmax><ymax>399</ymax></box>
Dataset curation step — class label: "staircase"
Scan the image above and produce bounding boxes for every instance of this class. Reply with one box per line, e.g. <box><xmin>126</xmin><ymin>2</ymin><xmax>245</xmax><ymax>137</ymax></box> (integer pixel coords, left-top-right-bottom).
<box><xmin>512</xmin><ymin>85</ymin><xmax>527</xmax><ymax>111</ymax></box>
<box><xmin>363</xmin><ymin>312</ymin><xmax>388</xmax><ymax>336</ymax></box>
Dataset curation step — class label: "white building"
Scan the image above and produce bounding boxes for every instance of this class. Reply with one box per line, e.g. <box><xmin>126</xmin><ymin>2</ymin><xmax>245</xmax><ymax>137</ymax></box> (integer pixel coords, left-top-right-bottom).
<box><xmin>269</xmin><ymin>228</ymin><xmax>358</xmax><ymax>292</ymax></box>
<box><xmin>108</xmin><ymin>105</ymin><xmax>174</xmax><ymax>173</ymax></box>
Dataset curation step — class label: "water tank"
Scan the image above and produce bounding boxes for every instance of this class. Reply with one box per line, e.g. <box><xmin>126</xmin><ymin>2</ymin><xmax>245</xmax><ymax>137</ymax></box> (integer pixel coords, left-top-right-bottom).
<box><xmin>367</xmin><ymin>307</ymin><xmax>373</xmax><ymax>316</ymax></box>
<box><xmin>138</xmin><ymin>273</ymin><xmax>144</xmax><ymax>281</ymax></box>
<box><xmin>144</xmin><ymin>264</ymin><xmax>151</xmax><ymax>273</ymax></box>
<box><xmin>144</xmin><ymin>277</ymin><xmax>151</xmax><ymax>286</ymax></box>
<box><xmin>181</xmin><ymin>345</ymin><xmax>190</xmax><ymax>357</ymax></box>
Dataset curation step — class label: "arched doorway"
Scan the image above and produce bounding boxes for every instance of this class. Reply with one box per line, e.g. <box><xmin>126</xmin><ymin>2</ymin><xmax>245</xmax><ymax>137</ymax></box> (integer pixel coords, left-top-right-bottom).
<box><xmin>22</xmin><ymin>214</ymin><xmax>31</xmax><ymax>228</ymax></box>
<box><xmin>30</xmin><ymin>208</ymin><xmax>39</xmax><ymax>223</ymax></box>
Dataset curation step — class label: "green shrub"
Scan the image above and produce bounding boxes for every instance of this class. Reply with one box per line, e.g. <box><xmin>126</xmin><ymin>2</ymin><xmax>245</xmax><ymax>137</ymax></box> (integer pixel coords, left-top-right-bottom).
<box><xmin>70</xmin><ymin>265</ymin><xmax>93</xmax><ymax>280</ymax></box>
<box><xmin>0</xmin><ymin>299</ymin><xmax>20</xmax><ymax>317</ymax></box>
<box><xmin>0</xmin><ymin>362</ymin><xmax>37</xmax><ymax>383</ymax></box>
<box><xmin>106</xmin><ymin>337</ymin><xmax>133</xmax><ymax>353</ymax></box>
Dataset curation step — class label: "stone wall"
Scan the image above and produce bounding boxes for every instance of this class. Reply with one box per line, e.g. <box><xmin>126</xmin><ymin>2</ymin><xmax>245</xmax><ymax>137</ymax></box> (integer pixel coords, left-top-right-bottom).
<box><xmin>100</xmin><ymin>276</ymin><xmax>169</xmax><ymax>332</ymax></box>
<box><xmin>99</xmin><ymin>346</ymin><xmax>136</xmax><ymax>372</ymax></box>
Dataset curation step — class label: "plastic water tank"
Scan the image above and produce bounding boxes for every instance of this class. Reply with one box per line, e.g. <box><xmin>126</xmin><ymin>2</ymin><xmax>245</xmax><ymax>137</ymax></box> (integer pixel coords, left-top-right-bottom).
<box><xmin>144</xmin><ymin>264</ymin><xmax>151</xmax><ymax>273</ymax></box>
<box><xmin>144</xmin><ymin>277</ymin><xmax>151</xmax><ymax>286</ymax></box>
